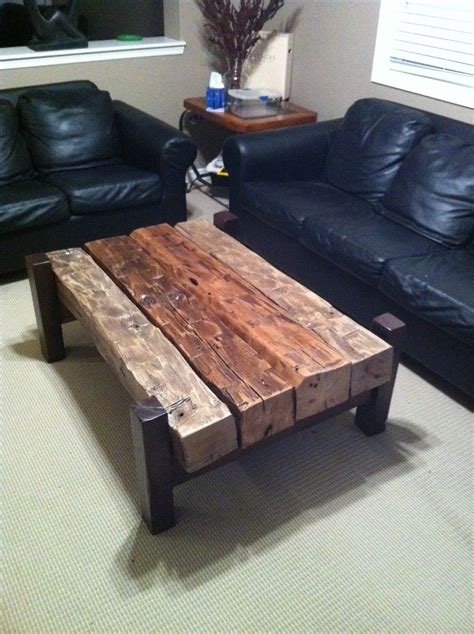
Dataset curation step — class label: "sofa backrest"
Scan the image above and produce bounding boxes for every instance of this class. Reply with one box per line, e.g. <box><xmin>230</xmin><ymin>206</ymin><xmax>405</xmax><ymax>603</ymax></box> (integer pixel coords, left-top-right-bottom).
<box><xmin>324</xmin><ymin>98</ymin><xmax>432</xmax><ymax>203</ymax></box>
<box><xmin>0</xmin><ymin>99</ymin><xmax>35</xmax><ymax>185</ymax></box>
<box><xmin>0</xmin><ymin>81</ymin><xmax>120</xmax><ymax>174</ymax></box>
<box><xmin>324</xmin><ymin>98</ymin><xmax>473</xmax><ymax>247</ymax></box>
<box><xmin>358</xmin><ymin>98</ymin><xmax>473</xmax><ymax>141</ymax></box>
<box><xmin>18</xmin><ymin>86</ymin><xmax>119</xmax><ymax>172</ymax></box>
<box><xmin>380</xmin><ymin>133</ymin><xmax>474</xmax><ymax>247</ymax></box>
<box><xmin>360</xmin><ymin>99</ymin><xmax>474</xmax><ymax>248</ymax></box>
<box><xmin>420</xmin><ymin>109</ymin><xmax>474</xmax><ymax>142</ymax></box>
<box><xmin>0</xmin><ymin>80</ymin><xmax>98</xmax><ymax>106</ymax></box>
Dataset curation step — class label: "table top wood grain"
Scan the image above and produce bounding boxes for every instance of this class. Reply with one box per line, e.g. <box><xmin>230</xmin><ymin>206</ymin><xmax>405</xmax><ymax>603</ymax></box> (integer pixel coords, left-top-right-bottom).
<box><xmin>47</xmin><ymin>220</ymin><xmax>392</xmax><ymax>473</ymax></box>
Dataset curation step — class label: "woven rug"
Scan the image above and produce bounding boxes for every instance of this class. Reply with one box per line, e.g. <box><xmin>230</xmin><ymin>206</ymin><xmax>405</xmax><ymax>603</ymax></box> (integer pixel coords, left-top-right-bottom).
<box><xmin>1</xmin><ymin>275</ymin><xmax>472</xmax><ymax>633</ymax></box>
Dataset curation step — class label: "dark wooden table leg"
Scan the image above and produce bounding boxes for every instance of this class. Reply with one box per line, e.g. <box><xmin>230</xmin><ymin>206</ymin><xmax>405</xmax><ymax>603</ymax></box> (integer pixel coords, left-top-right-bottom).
<box><xmin>355</xmin><ymin>313</ymin><xmax>406</xmax><ymax>436</ymax></box>
<box><xmin>26</xmin><ymin>253</ymin><xmax>65</xmax><ymax>363</ymax></box>
<box><xmin>130</xmin><ymin>397</ymin><xmax>176</xmax><ymax>534</ymax></box>
<box><xmin>214</xmin><ymin>210</ymin><xmax>239</xmax><ymax>234</ymax></box>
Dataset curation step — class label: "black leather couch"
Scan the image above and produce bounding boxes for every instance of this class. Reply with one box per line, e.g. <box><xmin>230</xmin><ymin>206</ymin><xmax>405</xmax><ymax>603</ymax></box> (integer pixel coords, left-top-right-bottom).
<box><xmin>0</xmin><ymin>80</ymin><xmax>197</xmax><ymax>274</ymax></box>
<box><xmin>223</xmin><ymin>98</ymin><xmax>474</xmax><ymax>398</ymax></box>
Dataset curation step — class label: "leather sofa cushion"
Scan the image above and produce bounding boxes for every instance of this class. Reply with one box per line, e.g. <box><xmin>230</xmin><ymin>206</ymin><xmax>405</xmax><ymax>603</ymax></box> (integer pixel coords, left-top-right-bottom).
<box><xmin>300</xmin><ymin>203</ymin><xmax>445</xmax><ymax>285</ymax></box>
<box><xmin>0</xmin><ymin>179</ymin><xmax>69</xmax><ymax>235</ymax></box>
<box><xmin>378</xmin><ymin>134</ymin><xmax>474</xmax><ymax>247</ymax></box>
<box><xmin>242</xmin><ymin>180</ymin><xmax>373</xmax><ymax>239</ymax></box>
<box><xmin>0</xmin><ymin>100</ymin><xmax>35</xmax><ymax>185</ymax></box>
<box><xmin>44</xmin><ymin>163</ymin><xmax>162</xmax><ymax>215</ymax></box>
<box><xmin>379</xmin><ymin>251</ymin><xmax>474</xmax><ymax>345</ymax></box>
<box><xmin>324</xmin><ymin>98</ymin><xmax>431</xmax><ymax>203</ymax></box>
<box><xmin>18</xmin><ymin>87</ymin><xmax>118</xmax><ymax>173</ymax></box>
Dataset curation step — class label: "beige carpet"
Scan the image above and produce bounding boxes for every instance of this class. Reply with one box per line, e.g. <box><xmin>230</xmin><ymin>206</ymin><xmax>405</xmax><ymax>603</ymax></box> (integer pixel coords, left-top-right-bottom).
<box><xmin>1</xmin><ymin>270</ymin><xmax>473</xmax><ymax>633</ymax></box>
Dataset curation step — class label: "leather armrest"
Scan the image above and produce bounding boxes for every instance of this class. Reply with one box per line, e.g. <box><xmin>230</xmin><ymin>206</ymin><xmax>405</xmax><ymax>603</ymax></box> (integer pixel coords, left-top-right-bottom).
<box><xmin>113</xmin><ymin>100</ymin><xmax>197</xmax><ymax>224</ymax></box>
<box><xmin>223</xmin><ymin>119</ymin><xmax>341</xmax><ymax>185</ymax></box>
<box><xmin>223</xmin><ymin>118</ymin><xmax>341</xmax><ymax>217</ymax></box>
<box><xmin>113</xmin><ymin>100</ymin><xmax>197</xmax><ymax>178</ymax></box>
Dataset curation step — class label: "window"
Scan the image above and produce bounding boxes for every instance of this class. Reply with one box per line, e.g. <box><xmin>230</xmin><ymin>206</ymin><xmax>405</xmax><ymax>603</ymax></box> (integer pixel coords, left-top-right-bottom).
<box><xmin>371</xmin><ymin>0</ymin><xmax>474</xmax><ymax>108</ymax></box>
<box><xmin>0</xmin><ymin>0</ymin><xmax>164</xmax><ymax>46</ymax></box>
<box><xmin>79</xmin><ymin>0</ymin><xmax>164</xmax><ymax>41</ymax></box>
<box><xmin>0</xmin><ymin>0</ymin><xmax>184</xmax><ymax>69</ymax></box>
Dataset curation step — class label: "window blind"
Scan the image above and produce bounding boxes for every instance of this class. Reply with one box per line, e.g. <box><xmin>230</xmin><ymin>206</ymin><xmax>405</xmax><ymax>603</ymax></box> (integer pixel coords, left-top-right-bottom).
<box><xmin>389</xmin><ymin>1</ymin><xmax>474</xmax><ymax>89</ymax></box>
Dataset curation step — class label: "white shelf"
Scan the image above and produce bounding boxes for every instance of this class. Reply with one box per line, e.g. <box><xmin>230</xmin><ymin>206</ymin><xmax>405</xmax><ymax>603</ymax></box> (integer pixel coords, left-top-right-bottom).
<box><xmin>0</xmin><ymin>36</ymin><xmax>186</xmax><ymax>69</ymax></box>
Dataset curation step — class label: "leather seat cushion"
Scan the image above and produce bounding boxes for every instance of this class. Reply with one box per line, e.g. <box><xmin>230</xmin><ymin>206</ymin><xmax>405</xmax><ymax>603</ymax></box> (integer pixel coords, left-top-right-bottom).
<box><xmin>0</xmin><ymin>99</ymin><xmax>35</xmax><ymax>185</ymax></box>
<box><xmin>0</xmin><ymin>179</ymin><xmax>69</xmax><ymax>235</ymax></box>
<box><xmin>324</xmin><ymin>98</ymin><xmax>431</xmax><ymax>203</ymax></box>
<box><xmin>18</xmin><ymin>87</ymin><xmax>119</xmax><ymax>172</ymax></box>
<box><xmin>44</xmin><ymin>164</ymin><xmax>162</xmax><ymax>215</ymax></box>
<box><xmin>241</xmin><ymin>180</ymin><xmax>373</xmax><ymax>239</ymax></box>
<box><xmin>300</xmin><ymin>203</ymin><xmax>445</xmax><ymax>285</ymax></box>
<box><xmin>380</xmin><ymin>251</ymin><xmax>474</xmax><ymax>345</ymax></box>
<box><xmin>378</xmin><ymin>134</ymin><xmax>474</xmax><ymax>247</ymax></box>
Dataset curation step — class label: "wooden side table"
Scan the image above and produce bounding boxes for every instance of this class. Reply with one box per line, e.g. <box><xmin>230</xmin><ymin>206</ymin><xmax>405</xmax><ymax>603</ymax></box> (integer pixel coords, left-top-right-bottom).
<box><xmin>182</xmin><ymin>96</ymin><xmax>317</xmax><ymax>134</ymax></box>
<box><xmin>180</xmin><ymin>97</ymin><xmax>318</xmax><ymax>186</ymax></box>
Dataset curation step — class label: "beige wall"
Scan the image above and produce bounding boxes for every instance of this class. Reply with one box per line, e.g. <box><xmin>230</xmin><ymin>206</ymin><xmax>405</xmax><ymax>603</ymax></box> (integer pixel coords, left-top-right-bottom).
<box><xmin>1</xmin><ymin>0</ymin><xmax>471</xmax><ymax>125</ymax></box>
<box><xmin>272</xmin><ymin>0</ymin><xmax>473</xmax><ymax>123</ymax></box>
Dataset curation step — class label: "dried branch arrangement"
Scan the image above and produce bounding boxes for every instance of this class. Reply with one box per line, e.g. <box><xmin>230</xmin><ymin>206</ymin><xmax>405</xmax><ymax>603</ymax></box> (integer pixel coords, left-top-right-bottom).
<box><xmin>196</xmin><ymin>0</ymin><xmax>285</xmax><ymax>78</ymax></box>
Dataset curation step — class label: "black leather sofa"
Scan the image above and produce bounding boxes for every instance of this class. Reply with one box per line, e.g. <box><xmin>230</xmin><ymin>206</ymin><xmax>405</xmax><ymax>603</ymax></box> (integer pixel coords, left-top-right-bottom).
<box><xmin>223</xmin><ymin>98</ymin><xmax>474</xmax><ymax>398</ymax></box>
<box><xmin>0</xmin><ymin>80</ymin><xmax>197</xmax><ymax>274</ymax></box>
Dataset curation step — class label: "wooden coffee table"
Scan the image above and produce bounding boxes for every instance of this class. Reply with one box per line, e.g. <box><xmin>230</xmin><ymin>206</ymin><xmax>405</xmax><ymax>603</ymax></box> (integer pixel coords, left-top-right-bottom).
<box><xmin>26</xmin><ymin>215</ymin><xmax>404</xmax><ymax>534</ymax></box>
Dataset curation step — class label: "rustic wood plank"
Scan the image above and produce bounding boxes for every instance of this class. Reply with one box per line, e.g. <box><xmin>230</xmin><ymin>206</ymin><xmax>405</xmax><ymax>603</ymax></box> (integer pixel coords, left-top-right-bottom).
<box><xmin>46</xmin><ymin>247</ymin><xmax>237</xmax><ymax>473</ymax></box>
<box><xmin>131</xmin><ymin>224</ymin><xmax>352</xmax><ymax>419</ymax></box>
<box><xmin>85</xmin><ymin>235</ymin><xmax>294</xmax><ymax>447</ymax></box>
<box><xmin>177</xmin><ymin>219</ymin><xmax>393</xmax><ymax>396</ymax></box>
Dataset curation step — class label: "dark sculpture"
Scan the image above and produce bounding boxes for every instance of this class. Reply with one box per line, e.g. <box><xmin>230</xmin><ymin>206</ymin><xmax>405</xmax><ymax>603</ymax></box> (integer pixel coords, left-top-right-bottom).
<box><xmin>24</xmin><ymin>0</ymin><xmax>88</xmax><ymax>51</ymax></box>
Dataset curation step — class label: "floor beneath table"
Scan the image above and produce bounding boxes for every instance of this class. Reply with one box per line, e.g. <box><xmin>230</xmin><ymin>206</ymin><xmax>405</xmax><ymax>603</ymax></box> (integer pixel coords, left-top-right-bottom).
<box><xmin>2</xmin><ymin>279</ymin><xmax>472</xmax><ymax>631</ymax></box>
<box><xmin>186</xmin><ymin>180</ymin><xmax>229</xmax><ymax>221</ymax></box>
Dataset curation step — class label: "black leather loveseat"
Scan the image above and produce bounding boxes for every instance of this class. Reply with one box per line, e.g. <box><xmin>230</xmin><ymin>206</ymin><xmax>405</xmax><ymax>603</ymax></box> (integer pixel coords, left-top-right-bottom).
<box><xmin>223</xmin><ymin>98</ymin><xmax>474</xmax><ymax>398</ymax></box>
<box><xmin>0</xmin><ymin>80</ymin><xmax>197</xmax><ymax>274</ymax></box>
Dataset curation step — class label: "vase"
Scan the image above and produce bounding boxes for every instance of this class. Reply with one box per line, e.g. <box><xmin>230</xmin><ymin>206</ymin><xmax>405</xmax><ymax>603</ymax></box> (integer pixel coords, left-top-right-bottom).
<box><xmin>224</xmin><ymin>59</ymin><xmax>248</xmax><ymax>89</ymax></box>
<box><xmin>223</xmin><ymin>59</ymin><xmax>249</xmax><ymax>110</ymax></box>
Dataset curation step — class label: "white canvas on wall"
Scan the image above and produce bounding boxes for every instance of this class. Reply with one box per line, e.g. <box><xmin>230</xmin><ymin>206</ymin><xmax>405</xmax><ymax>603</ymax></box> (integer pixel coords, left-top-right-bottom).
<box><xmin>244</xmin><ymin>31</ymin><xmax>293</xmax><ymax>100</ymax></box>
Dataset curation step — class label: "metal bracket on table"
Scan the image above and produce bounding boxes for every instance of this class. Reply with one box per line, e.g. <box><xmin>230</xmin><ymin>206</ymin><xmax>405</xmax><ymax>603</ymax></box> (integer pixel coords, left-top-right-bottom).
<box><xmin>179</xmin><ymin>109</ymin><xmax>213</xmax><ymax>191</ymax></box>
<box><xmin>179</xmin><ymin>109</ymin><xmax>205</xmax><ymax>133</ymax></box>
